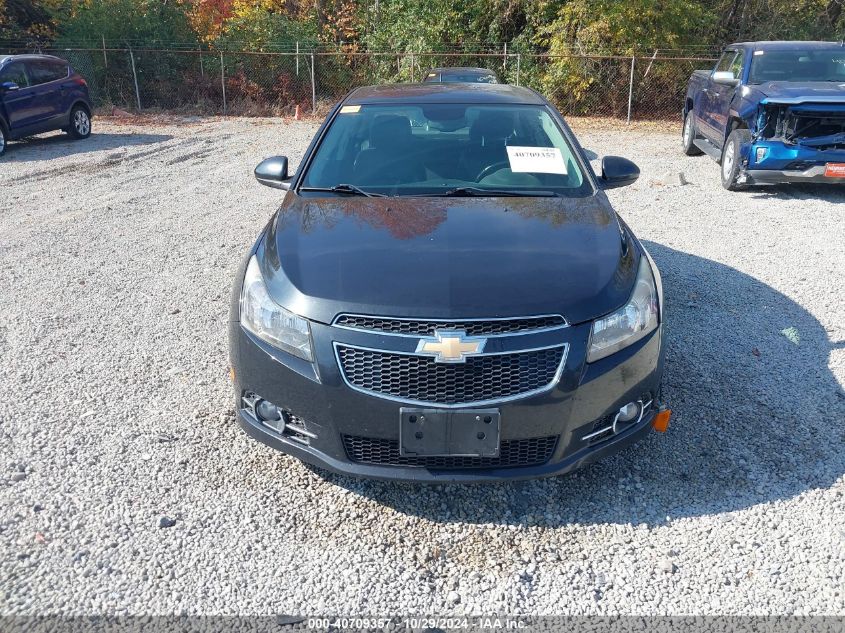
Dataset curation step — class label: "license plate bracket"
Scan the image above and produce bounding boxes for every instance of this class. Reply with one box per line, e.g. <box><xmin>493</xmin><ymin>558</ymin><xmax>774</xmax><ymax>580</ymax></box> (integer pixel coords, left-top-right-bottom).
<box><xmin>824</xmin><ymin>163</ymin><xmax>845</xmax><ymax>178</ymax></box>
<box><xmin>399</xmin><ymin>408</ymin><xmax>500</xmax><ymax>457</ymax></box>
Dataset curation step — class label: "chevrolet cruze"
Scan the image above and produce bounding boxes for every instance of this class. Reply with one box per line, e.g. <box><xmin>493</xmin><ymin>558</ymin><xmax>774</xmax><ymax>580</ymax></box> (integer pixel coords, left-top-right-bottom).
<box><xmin>229</xmin><ymin>83</ymin><xmax>669</xmax><ymax>482</ymax></box>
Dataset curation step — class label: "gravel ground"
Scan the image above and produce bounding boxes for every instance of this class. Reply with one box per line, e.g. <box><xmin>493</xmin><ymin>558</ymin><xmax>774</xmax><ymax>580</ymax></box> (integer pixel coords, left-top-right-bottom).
<box><xmin>1</xmin><ymin>116</ymin><xmax>843</xmax><ymax>616</ymax></box>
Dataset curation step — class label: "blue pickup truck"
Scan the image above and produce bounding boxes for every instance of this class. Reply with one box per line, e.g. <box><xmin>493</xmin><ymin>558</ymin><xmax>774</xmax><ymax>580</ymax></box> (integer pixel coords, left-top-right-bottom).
<box><xmin>682</xmin><ymin>41</ymin><xmax>845</xmax><ymax>190</ymax></box>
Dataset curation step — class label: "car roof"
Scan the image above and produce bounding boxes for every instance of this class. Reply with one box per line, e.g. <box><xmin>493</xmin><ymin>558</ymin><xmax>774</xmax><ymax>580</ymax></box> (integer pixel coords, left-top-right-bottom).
<box><xmin>729</xmin><ymin>41</ymin><xmax>845</xmax><ymax>51</ymax></box>
<box><xmin>345</xmin><ymin>83</ymin><xmax>545</xmax><ymax>105</ymax></box>
<box><xmin>0</xmin><ymin>53</ymin><xmax>66</xmax><ymax>65</ymax></box>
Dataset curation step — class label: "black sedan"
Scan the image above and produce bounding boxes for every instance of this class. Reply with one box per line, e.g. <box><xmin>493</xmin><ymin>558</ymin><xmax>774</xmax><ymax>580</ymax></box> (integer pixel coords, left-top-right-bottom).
<box><xmin>229</xmin><ymin>83</ymin><xmax>669</xmax><ymax>482</ymax></box>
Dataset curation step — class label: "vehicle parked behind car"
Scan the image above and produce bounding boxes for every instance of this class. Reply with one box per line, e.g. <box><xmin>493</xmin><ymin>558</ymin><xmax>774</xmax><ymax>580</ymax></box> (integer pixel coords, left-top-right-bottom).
<box><xmin>0</xmin><ymin>54</ymin><xmax>92</xmax><ymax>156</ymax></box>
<box><xmin>423</xmin><ymin>67</ymin><xmax>499</xmax><ymax>83</ymax></box>
<box><xmin>682</xmin><ymin>41</ymin><xmax>845</xmax><ymax>190</ymax></box>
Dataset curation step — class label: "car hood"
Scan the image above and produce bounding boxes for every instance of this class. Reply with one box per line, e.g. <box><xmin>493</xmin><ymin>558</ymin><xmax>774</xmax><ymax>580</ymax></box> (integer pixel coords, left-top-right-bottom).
<box><xmin>757</xmin><ymin>81</ymin><xmax>845</xmax><ymax>104</ymax></box>
<box><xmin>260</xmin><ymin>193</ymin><xmax>638</xmax><ymax>325</ymax></box>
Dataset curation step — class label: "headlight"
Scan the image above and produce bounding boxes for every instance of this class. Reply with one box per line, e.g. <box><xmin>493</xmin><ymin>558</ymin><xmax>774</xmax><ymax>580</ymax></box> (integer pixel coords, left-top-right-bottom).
<box><xmin>587</xmin><ymin>256</ymin><xmax>659</xmax><ymax>362</ymax></box>
<box><xmin>240</xmin><ymin>256</ymin><xmax>314</xmax><ymax>361</ymax></box>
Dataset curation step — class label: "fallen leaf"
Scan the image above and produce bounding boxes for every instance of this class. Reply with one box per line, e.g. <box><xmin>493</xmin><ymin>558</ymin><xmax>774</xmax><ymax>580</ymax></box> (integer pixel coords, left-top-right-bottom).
<box><xmin>780</xmin><ymin>327</ymin><xmax>800</xmax><ymax>346</ymax></box>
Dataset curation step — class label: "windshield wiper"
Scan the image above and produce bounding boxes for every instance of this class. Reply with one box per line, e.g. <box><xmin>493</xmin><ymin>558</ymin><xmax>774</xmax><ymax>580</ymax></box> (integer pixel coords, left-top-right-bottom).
<box><xmin>299</xmin><ymin>184</ymin><xmax>386</xmax><ymax>197</ymax></box>
<box><xmin>412</xmin><ymin>186</ymin><xmax>558</xmax><ymax>198</ymax></box>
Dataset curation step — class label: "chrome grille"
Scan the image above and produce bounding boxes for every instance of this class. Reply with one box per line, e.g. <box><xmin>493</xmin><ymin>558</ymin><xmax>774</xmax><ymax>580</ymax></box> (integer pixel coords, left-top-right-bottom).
<box><xmin>335</xmin><ymin>344</ymin><xmax>566</xmax><ymax>406</ymax></box>
<box><xmin>342</xmin><ymin>435</ymin><xmax>558</xmax><ymax>469</ymax></box>
<box><xmin>333</xmin><ymin>314</ymin><xmax>566</xmax><ymax>336</ymax></box>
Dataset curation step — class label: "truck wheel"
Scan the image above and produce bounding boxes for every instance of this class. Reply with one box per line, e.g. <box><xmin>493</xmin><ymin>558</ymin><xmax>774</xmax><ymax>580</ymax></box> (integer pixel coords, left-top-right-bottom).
<box><xmin>720</xmin><ymin>128</ymin><xmax>751</xmax><ymax>191</ymax></box>
<box><xmin>0</xmin><ymin>123</ymin><xmax>7</xmax><ymax>157</ymax></box>
<box><xmin>682</xmin><ymin>112</ymin><xmax>703</xmax><ymax>156</ymax></box>
<box><xmin>67</xmin><ymin>105</ymin><xmax>92</xmax><ymax>140</ymax></box>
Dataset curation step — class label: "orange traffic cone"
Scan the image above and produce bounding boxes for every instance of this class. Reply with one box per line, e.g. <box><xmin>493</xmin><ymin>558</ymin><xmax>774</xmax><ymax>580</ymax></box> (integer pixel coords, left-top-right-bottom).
<box><xmin>294</xmin><ymin>105</ymin><xmax>301</xmax><ymax>120</ymax></box>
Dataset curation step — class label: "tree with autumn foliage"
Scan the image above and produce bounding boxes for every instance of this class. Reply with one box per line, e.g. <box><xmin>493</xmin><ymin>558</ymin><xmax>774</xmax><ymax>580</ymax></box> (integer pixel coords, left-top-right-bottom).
<box><xmin>184</xmin><ymin>0</ymin><xmax>358</xmax><ymax>49</ymax></box>
<box><xmin>0</xmin><ymin>0</ymin><xmax>60</xmax><ymax>43</ymax></box>
<box><xmin>28</xmin><ymin>0</ymin><xmax>842</xmax><ymax>54</ymax></box>
<box><xmin>7</xmin><ymin>0</ymin><xmax>843</xmax><ymax>119</ymax></box>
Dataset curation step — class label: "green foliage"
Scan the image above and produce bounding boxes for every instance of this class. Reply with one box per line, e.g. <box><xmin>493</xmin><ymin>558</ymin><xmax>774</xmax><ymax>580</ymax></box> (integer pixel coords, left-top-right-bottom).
<box><xmin>215</xmin><ymin>11</ymin><xmax>319</xmax><ymax>50</ymax></box>
<box><xmin>540</xmin><ymin>0</ymin><xmax>714</xmax><ymax>53</ymax></box>
<box><xmin>537</xmin><ymin>0</ymin><xmax>714</xmax><ymax>115</ymax></box>
<box><xmin>55</xmin><ymin>0</ymin><xmax>197</xmax><ymax>47</ymax></box>
<box><xmin>460</xmin><ymin>0</ymin><xmax>531</xmax><ymax>45</ymax></box>
<box><xmin>715</xmin><ymin>0</ymin><xmax>844</xmax><ymax>41</ymax></box>
<box><xmin>362</xmin><ymin>0</ymin><xmax>464</xmax><ymax>52</ymax></box>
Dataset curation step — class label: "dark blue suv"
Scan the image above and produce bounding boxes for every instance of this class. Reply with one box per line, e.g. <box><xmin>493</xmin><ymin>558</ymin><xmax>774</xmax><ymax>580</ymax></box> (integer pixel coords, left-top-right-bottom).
<box><xmin>0</xmin><ymin>54</ymin><xmax>92</xmax><ymax>156</ymax></box>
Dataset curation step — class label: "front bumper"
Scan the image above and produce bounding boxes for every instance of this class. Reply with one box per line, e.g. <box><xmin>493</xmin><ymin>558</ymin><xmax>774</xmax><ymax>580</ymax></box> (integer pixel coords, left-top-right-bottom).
<box><xmin>745</xmin><ymin>165</ymin><xmax>845</xmax><ymax>185</ymax></box>
<box><xmin>742</xmin><ymin>140</ymin><xmax>845</xmax><ymax>185</ymax></box>
<box><xmin>229</xmin><ymin>319</ymin><xmax>665</xmax><ymax>483</ymax></box>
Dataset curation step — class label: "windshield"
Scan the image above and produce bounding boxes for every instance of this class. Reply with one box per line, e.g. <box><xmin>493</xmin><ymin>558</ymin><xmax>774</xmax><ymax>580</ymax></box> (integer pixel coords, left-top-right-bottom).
<box><xmin>300</xmin><ymin>103</ymin><xmax>592</xmax><ymax>197</ymax></box>
<box><xmin>749</xmin><ymin>48</ymin><xmax>845</xmax><ymax>84</ymax></box>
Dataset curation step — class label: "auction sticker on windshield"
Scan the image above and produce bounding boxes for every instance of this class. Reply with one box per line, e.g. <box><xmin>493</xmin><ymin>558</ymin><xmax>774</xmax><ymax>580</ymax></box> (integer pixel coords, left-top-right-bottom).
<box><xmin>506</xmin><ymin>146</ymin><xmax>567</xmax><ymax>174</ymax></box>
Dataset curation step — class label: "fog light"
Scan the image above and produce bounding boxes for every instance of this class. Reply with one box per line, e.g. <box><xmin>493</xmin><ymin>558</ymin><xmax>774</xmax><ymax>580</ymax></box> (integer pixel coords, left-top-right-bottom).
<box><xmin>617</xmin><ymin>402</ymin><xmax>640</xmax><ymax>422</ymax></box>
<box><xmin>258</xmin><ymin>399</ymin><xmax>287</xmax><ymax>431</ymax></box>
<box><xmin>755</xmin><ymin>147</ymin><xmax>768</xmax><ymax>163</ymax></box>
<box><xmin>258</xmin><ymin>403</ymin><xmax>287</xmax><ymax>433</ymax></box>
<box><xmin>256</xmin><ymin>399</ymin><xmax>281</xmax><ymax>422</ymax></box>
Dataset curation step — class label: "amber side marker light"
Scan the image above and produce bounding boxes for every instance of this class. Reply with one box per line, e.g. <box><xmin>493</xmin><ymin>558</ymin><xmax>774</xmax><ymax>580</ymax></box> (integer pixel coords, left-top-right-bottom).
<box><xmin>229</xmin><ymin>367</ymin><xmax>236</xmax><ymax>382</ymax></box>
<box><xmin>653</xmin><ymin>408</ymin><xmax>671</xmax><ymax>433</ymax></box>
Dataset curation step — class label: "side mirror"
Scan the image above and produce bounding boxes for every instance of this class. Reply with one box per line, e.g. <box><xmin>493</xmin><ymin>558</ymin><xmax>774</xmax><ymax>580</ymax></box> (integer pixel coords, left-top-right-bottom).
<box><xmin>600</xmin><ymin>156</ymin><xmax>640</xmax><ymax>189</ymax></box>
<box><xmin>0</xmin><ymin>81</ymin><xmax>20</xmax><ymax>92</ymax></box>
<box><xmin>254</xmin><ymin>156</ymin><xmax>290</xmax><ymax>190</ymax></box>
<box><xmin>712</xmin><ymin>71</ymin><xmax>739</xmax><ymax>86</ymax></box>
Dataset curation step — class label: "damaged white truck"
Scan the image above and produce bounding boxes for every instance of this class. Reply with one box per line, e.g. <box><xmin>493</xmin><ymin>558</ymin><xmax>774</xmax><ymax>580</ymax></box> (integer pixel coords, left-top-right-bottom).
<box><xmin>682</xmin><ymin>41</ymin><xmax>845</xmax><ymax>190</ymax></box>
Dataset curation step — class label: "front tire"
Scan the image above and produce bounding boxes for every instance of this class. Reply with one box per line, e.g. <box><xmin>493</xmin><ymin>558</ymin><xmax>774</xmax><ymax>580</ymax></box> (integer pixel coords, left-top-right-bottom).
<box><xmin>67</xmin><ymin>106</ymin><xmax>92</xmax><ymax>140</ymax></box>
<box><xmin>682</xmin><ymin>112</ymin><xmax>703</xmax><ymax>156</ymax></box>
<box><xmin>720</xmin><ymin>128</ymin><xmax>751</xmax><ymax>191</ymax></box>
<box><xmin>0</xmin><ymin>123</ymin><xmax>7</xmax><ymax>157</ymax></box>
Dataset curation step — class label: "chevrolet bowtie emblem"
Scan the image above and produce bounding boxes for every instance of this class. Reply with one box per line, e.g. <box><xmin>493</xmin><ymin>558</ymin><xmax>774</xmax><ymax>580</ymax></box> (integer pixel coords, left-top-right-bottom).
<box><xmin>415</xmin><ymin>329</ymin><xmax>486</xmax><ymax>363</ymax></box>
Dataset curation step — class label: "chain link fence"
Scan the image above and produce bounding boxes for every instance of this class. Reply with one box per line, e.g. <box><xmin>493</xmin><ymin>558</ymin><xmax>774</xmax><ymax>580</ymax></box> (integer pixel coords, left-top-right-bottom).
<box><xmin>1</xmin><ymin>46</ymin><xmax>717</xmax><ymax>121</ymax></box>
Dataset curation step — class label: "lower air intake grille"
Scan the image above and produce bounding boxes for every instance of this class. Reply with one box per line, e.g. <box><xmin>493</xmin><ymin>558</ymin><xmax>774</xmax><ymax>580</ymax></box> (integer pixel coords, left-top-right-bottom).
<box><xmin>784</xmin><ymin>160</ymin><xmax>822</xmax><ymax>171</ymax></box>
<box><xmin>587</xmin><ymin>414</ymin><xmax>615</xmax><ymax>444</ymax></box>
<box><xmin>342</xmin><ymin>435</ymin><xmax>558</xmax><ymax>469</ymax></box>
